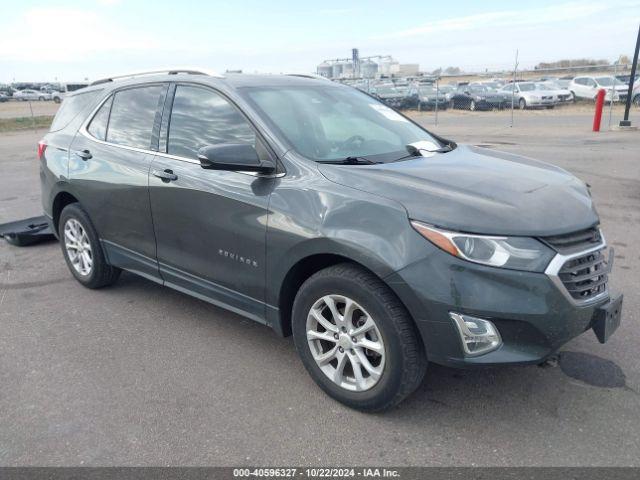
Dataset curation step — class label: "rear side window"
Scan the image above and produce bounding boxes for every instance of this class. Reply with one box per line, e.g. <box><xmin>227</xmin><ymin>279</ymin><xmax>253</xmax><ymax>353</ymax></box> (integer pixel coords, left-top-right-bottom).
<box><xmin>106</xmin><ymin>86</ymin><xmax>164</xmax><ymax>149</ymax></box>
<box><xmin>87</xmin><ymin>95</ymin><xmax>113</xmax><ymax>141</ymax></box>
<box><xmin>50</xmin><ymin>90</ymin><xmax>101</xmax><ymax>132</ymax></box>
<box><xmin>167</xmin><ymin>85</ymin><xmax>255</xmax><ymax>159</ymax></box>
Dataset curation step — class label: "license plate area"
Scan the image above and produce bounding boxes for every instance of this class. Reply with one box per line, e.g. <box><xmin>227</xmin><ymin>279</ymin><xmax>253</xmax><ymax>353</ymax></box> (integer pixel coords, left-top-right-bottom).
<box><xmin>592</xmin><ymin>294</ymin><xmax>623</xmax><ymax>343</ymax></box>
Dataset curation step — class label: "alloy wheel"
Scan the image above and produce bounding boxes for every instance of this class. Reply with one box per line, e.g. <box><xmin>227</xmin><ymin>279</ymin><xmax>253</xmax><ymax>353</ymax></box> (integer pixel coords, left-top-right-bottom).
<box><xmin>306</xmin><ymin>294</ymin><xmax>385</xmax><ymax>392</ymax></box>
<box><xmin>63</xmin><ymin>218</ymin><xmax>93</xmax><ymax>276</ymax></box>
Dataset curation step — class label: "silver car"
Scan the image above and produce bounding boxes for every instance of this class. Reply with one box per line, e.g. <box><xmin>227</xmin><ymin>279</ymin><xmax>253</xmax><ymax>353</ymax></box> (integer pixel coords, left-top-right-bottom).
<box><xmin>501</xmin><ymin>82</ymin><xmax>556</xmax><ymax>109</ymax></box>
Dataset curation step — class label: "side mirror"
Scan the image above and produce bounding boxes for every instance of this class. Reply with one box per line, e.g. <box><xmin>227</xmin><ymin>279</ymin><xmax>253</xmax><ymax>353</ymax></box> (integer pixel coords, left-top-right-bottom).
<box><xmin>197</xmin><ymin>144</ymin><xmax>274</xmax><ymax>173</ymax></box>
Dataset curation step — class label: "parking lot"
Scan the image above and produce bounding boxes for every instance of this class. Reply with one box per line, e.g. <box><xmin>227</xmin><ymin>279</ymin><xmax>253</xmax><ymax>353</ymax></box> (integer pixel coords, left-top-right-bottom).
<box><xmin>1</xmin><ymin>110</ymin><xmax>639</xmax><ymax>466</ymax></box>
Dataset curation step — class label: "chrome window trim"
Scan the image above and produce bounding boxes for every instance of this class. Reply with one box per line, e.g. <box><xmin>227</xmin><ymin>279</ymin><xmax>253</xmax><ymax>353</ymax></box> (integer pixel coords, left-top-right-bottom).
<box><xmin>544</xmin><ymin>230</ymin><xmax>609</xmax><ymax>306</ymax></box>
<box><xmin>79</xmin><ymin>91</ymin><xmax>285</xmax><ymax>179</ymax></box>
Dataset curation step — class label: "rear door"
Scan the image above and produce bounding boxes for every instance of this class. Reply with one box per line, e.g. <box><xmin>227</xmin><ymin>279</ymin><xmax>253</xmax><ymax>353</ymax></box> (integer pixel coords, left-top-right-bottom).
<box><xmin>149</xmin><ymin>83</ymin><xmax>276</xmax><ymax>322</ymax></box>
<box><xmin>69</xmin><ymin>84</ymin><xmax>168</xmax><ymax>280</ymax></box>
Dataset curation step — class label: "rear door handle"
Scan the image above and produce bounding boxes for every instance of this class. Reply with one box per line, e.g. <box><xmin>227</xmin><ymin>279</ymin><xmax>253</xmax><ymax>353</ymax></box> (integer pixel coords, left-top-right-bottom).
<box><xmin>74</xmin><ymin>149</ymin><xmax>92</xmax><ymax>160</ymax></box>
<box><xmin>152</xmin><ymin>169</ymin><xmax>178</xmax><ymax>182</ymax></box>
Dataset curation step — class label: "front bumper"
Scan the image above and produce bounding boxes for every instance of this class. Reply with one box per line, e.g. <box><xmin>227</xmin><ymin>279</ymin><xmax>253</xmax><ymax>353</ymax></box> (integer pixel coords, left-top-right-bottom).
<box><xmin>385</xmin><ymin>248</ymin><xmax>613</xmax><ymax>368</ymax></box>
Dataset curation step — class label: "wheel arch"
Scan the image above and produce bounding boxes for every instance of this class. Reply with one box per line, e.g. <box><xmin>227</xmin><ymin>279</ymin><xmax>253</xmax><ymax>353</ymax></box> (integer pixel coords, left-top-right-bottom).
<box><xmin>272</xmin><ymin>245</ymin><xmax>415</xmax><ymax>340</ymax></box>
<box><xmin>52</xmin><ymin>190</ymin><xmax>80</xmax><ymax>235</ymax></box>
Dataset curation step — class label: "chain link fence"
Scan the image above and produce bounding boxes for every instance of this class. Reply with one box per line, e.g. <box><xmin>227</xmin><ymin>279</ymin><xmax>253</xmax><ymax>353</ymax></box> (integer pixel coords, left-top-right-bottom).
<box><xmin>336</xmin><ymin>60</ymin><xmax>640</xmax><ymax>132</ymax></box>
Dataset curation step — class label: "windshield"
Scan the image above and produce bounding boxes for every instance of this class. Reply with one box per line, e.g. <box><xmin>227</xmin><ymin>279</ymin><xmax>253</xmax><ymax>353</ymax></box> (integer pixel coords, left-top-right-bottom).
<box><xmin>375</xmin><ymin>86</ymin><xmax>398</xmax><ymax>95</ymax></box>
<box><xmin>243</xmin><ymin>85</ymin><xmax>441</xmax><ymax>162</ymax></box>
<box><xmin>519</xmin><ymin>83</ymin><xmax>536</xmax><ymax>91</ymax></box>
<box><xmin>596</xmin><ymin>77</ymin><xmax>614</xmax><ymax>86</ymax></box>
<box><xmin>469</xmin><ymin>85</ymin><xmax>488</xmax><ymax>93</ymax></box>
<box><xmin>419</xmin><ymin>86</ymin><xmax>436</xmax><ymax>94</ymax></box>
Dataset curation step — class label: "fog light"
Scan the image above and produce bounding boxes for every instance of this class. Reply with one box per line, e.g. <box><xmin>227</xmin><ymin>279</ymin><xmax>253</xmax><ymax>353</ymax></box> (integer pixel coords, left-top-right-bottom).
<box><xmin>449</xmin><ymin>312</ymin><xmax>502</xmax><ymax>356</ymax></box>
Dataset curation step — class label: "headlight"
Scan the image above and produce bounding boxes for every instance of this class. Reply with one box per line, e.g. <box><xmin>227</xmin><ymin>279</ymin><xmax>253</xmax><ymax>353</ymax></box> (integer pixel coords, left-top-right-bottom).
<box><xmin>530</xmin><ymin>95</ymin><xmax>539</xmax><ymax>100</ymax></box>
<box><xmin>410</xmin><ymin>221</ymin><xmax>555</xmax><ymax>272</ymax></box>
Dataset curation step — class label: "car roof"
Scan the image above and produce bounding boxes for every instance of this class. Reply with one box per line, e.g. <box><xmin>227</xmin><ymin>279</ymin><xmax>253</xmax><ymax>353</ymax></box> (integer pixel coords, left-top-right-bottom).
<box><xmin>66</xmin><ymin>72</ymin><xmax>339</xmax><ymax>100</ymax></box>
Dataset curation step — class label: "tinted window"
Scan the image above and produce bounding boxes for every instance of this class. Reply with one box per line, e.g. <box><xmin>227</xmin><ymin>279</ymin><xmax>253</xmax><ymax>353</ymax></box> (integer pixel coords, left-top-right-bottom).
<box><xmin>107</xmin><ymin>86</ymin><xmax>163</xmax><ymax>149</ymax></box>
<box><xmin>168</xmin><ymin>85</ymin><xmax>255</xmax><ymax>159</ymax></box>
<box><xmin>50</xmin><ymin>89</ymin><xmax>101</xmax><ymax>132</ymax></box>
<box><xmin>87</xmin><ymin>95</ymin><xmax>113</xmax><ymax>141</ymax></box>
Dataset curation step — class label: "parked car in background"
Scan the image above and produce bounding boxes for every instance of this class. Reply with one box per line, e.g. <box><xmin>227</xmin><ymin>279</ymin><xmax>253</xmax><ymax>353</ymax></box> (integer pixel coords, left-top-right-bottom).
<box><xmin>436</xmin><ymin>84</ymin><xmax>455</xmax><ymax>101</ymax></box>
<box><xmin>569</xmin><ymin>76</ymin><xmax>628</xmax><ymax>103</ymax></box>
<box><xmin>449</xmin><ymin>83</ymin><xmax>508</xmax><ymax>110</ymax></box>
<box><xmin>406</xmin><ymin>84</ymin><xmax>448</xmax><ymax>111</ymax></box>
<box><xmin>537</xmin><ymin>82</ymin><xmax>574</xmax><ymax>104</ymax></box>
<box><xmin>13</xmin><ymin>89</ymin><xmax>50</xmax><ymax>101</ymax></box>
<box><xmin>51</xmin><ymin>82</ymin><xmax>90</xmax><ymax>103</ymax></box>
<box><xmin>501</xmin><ymin>82</ymin><xmax>555</xmax><ymax>109</ymax></box>
<box><xmin>478</xmin><ymin>80</ymin><xmax>504</xmax><ymax>91</ymax></box>
<box><xmin>0</xmin><ymin>93</ymin><xmax>8</xmax><ymax>102</ymax></box>
<box><xmin>370</xmin><ymin>84</ymin><xmax>408</xmax><ymax>109</ymax></box>
<box><xmin>615</xmin><ymin>74</ymin><xmax>639</xmax><ymax>86</ymax></box>
<box><xmin>632</xmin><ymin>80</ymin><xmax>640</xmax><ymax>107</ymax></box>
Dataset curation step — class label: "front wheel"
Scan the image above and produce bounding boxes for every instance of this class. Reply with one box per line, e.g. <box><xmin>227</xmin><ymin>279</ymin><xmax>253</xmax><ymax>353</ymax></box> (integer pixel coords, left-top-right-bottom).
<box><xmin>519</xmin><ymin>98</ymin><xmax>526</xmax><ymax>110</ymax></box>
<box><xmin>59</xmin><ymin>203</ymin><xmax>121</xmax><ymax>289</ymax></box>
<box><xmin>292</xmin><ymin>263</ymin><xmax>426</xmax><ymax>412</ymax></box>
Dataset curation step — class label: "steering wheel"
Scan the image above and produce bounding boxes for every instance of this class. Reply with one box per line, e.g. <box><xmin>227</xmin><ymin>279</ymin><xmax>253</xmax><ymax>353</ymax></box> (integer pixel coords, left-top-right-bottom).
<box><xmin>340</xmin><ymin>135</ymin><xmax>365</xmax><ymax>151</ymax></box>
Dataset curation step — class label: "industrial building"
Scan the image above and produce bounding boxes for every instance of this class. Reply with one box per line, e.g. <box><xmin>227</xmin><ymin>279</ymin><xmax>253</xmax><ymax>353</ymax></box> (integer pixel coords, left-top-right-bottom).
<box><xmin>317</xmin><ymin>49</ymin><xmax>419</xmax><ymax>79</ymax></box>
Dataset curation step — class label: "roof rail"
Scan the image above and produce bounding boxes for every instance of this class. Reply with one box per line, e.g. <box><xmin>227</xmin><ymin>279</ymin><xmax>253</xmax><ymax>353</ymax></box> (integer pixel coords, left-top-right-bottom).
<box><xmin>90</xmin><ymin>68</ymin><xmax>223</xmax><ymax>86</ymax></box>
<box><xmin>285</xmin><ymin>73</ymin><xmax>330</xmax><ymax>81</ymax></box>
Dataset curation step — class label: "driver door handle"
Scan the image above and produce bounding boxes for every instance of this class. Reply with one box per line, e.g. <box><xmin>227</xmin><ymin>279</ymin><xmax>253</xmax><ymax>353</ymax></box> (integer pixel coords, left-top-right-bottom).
<box><xmin>152</xmin><ymin>169</ymin><xmax>178</xmax><ymax>182</ymax></box>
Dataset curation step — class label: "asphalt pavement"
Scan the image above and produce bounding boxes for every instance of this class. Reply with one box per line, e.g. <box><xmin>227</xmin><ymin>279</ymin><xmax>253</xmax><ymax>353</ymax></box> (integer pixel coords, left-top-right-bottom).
<box><xmin>1</xmin><ymin>111</ymin><xmax>639</xmax><ymax>466</ymax></box>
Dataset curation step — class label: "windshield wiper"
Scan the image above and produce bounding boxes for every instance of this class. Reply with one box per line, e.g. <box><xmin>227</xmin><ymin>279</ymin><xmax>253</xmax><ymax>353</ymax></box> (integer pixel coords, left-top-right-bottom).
<box><xmin>405</xmin><ymin>144</ymin><xmax>454</xmax><ymax>156</ymax></box>
<box><xmin>317</xmin><ymin>156</ymin><xmax>381</xmax><ymax>165</ymax></box>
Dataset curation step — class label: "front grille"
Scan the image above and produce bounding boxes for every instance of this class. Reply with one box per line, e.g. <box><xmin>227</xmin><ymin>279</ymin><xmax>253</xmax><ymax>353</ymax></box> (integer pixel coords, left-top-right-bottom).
<box><xmin>542</xmin><ymin>227</ymin><xmax>602</xmax><ymax>254</ymax></box>
<box><xmin>558</xmin><ymin>249</ymin><xmax>608</xmax><ymax>302</ymax></box>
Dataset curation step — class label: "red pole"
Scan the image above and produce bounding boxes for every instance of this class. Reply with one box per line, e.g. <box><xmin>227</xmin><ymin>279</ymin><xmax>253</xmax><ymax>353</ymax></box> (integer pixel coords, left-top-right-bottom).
<box><xmin>592</xmin><ymin>88</ymin><xmax>606</xmax><ymax>132</ymax></box>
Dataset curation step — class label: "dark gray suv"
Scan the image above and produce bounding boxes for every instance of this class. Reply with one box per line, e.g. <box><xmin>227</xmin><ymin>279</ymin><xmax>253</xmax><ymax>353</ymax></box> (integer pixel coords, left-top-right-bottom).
<box><xmin>39</xmin><ymin>69</ymin><xmax>622</xmax><ymax>411</ymax></box>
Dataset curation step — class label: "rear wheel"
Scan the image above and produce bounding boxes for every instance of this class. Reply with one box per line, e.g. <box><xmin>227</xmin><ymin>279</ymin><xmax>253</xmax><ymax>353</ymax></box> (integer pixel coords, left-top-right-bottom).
<box><xmin>59</xmin><ymin>203</ymin><xmax>121</xmax><ymax>289</ymax></box>
<box><xmin>292</xmin><ymin>263</ymin><xmax>426</xmax><ymax>412</ymax></box>
<box><xmin>519</xmin><ymin>98</ymin><xmax>527</xmax><ymax>110</ymax></box>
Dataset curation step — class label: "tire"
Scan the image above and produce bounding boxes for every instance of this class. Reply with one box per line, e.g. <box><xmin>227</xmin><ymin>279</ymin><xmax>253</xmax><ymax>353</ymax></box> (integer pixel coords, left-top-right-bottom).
<box><xmin>469</xmin><ymin>100</ymin><xmax>476</xmax><ymax>111</ymax></box>
<box><xmin>519</xmin><ymin>98</ymin><xmax>526</xmax><ymax>110</ymax></box>
<box><xmin>58</xmin><ymin>203</ymin><xmax>121</xmax><ymax>289</ymax></box>
<box><xmin>38</xmin><ymin>96</ymin><xmax>45</xmax><ymax>101</ymax></box>
<box><xmin>54</xmin><ymin>97</ymin><xmax>61</xmax><ymax>104</ymax></box>
<box><xmin>449</xmin><ymin>99</ymin><xmax>455</xmax><ymax>109</ymax></box>
<box><xmin>292</xmin><ymin>263</ymin><xmax>426</xmax><ymax>412</ymax></box>
<box><xmin>633</xmin><ymin>94</ymin><xmax>640</xmax><ymax>107</ymax></box>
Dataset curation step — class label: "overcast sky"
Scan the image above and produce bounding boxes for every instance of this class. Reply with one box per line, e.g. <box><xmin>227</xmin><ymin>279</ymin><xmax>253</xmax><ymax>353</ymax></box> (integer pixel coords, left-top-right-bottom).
<box><xmin>1</xmin><ymin>0</ymin><xmax>639</xmax><ymax>82</ymax></box>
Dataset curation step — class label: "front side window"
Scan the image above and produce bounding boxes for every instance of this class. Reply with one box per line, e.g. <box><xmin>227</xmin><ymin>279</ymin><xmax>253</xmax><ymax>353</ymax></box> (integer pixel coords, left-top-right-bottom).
<box><xmin>243</xmin><ymin>85</ymin><xmax>441</xmax><ymax>162</ymax></box>
<box><xmin>167</xmin><ymin>85</ymin><xmax>256</xmax><ymax>159</ymax></box>
<box><xmin>106</xmin><ymin>85</ymin><xmax>164</xmax><ymax>149</ymax></box>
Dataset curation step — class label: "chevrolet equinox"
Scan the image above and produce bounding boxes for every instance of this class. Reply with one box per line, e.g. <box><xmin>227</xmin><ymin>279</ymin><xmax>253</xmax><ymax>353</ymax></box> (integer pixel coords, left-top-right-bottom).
<box><xmin>39</xmin><ymin>69</ymin><xmax>623</xmax><ymax>411</ymax></box>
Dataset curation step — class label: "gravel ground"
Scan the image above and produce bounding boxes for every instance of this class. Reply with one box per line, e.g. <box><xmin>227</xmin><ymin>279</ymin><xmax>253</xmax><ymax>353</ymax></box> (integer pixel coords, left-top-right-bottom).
<box><xmin>0</xmin><ymin>112</ymin><xmax>639</xmax><ymax>466</ymax></box>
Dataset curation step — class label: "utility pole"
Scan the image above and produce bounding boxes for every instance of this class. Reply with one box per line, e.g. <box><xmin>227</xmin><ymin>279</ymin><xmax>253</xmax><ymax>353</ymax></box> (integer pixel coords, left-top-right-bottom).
<box><xmin>620</xmin><ymin>23</ymin><xmax>640</xmax><ymax>127</ymax></box>
<box><xmin>510</xmin><ymin>49</ymin><xmax>519</xmax><ymax>128</ymax></box>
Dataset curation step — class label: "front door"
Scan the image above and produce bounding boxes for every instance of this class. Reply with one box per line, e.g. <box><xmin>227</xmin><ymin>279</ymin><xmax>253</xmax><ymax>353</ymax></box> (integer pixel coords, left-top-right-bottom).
<box><xmin>149</xmin><ymin>84</ymin><xmax>276</xmax><ymax>322</ymax></box>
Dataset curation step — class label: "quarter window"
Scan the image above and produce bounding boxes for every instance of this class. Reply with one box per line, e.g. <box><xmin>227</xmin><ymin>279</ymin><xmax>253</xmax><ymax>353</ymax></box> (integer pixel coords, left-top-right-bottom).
<box><xmin>87</xmin><ymin>95</ymin><xmax>113</xmax><ymax>141</ymax></box>
<box><xmin>50</xmin><ymin>89</ymin><xmax>101</xmax><ymax>132</ymax></box>
<box><xmin>167</xmin><ymin>85</ymin><xmax>256</xmax><ymax>159</ymax></box>
<box><xmin>106</xmin><ymin>86</ymin><xmax>164</xmax><ymax>149</ymax></box>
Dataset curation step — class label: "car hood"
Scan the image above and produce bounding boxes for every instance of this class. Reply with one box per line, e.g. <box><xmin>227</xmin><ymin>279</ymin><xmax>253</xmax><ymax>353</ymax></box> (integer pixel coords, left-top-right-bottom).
<box><xmin>318</xmin><ymin>145</ymin><xmax>598</xmax><ymax>236</ymax></box>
